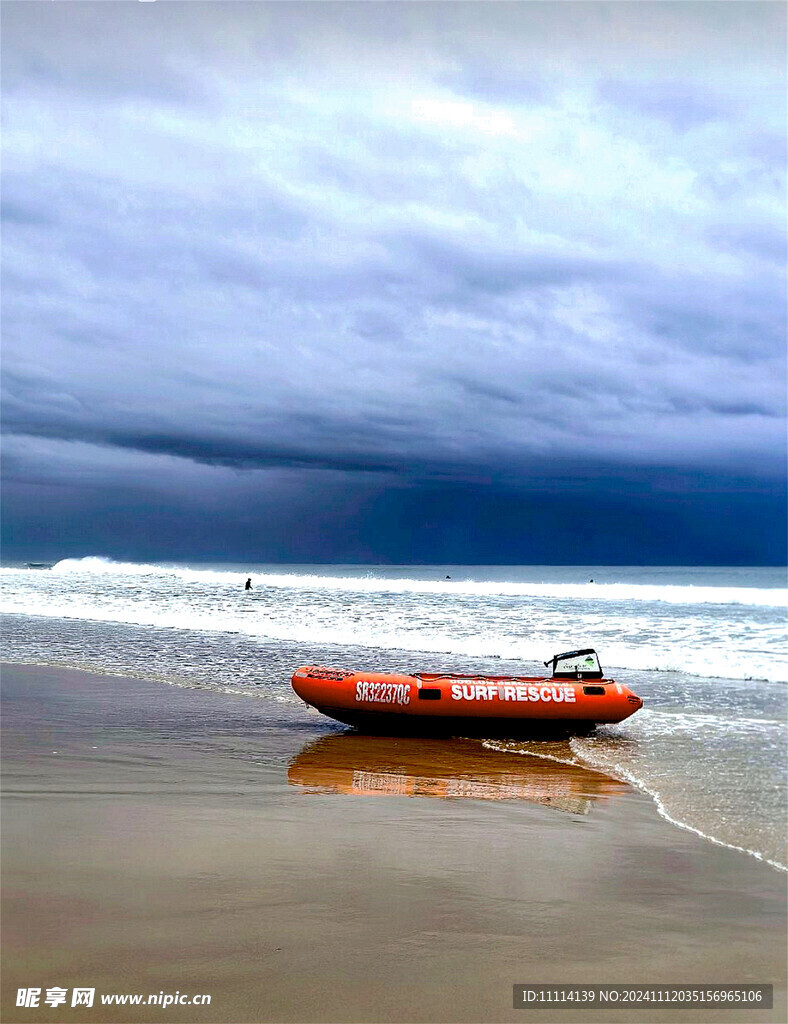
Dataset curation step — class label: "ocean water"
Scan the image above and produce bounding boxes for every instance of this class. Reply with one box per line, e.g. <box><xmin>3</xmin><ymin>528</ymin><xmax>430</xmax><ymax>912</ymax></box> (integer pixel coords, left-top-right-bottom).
<box><xmin>1</xmin><ymin>558</ymin><xmax>786</xmax><ymax>869</ymax></box>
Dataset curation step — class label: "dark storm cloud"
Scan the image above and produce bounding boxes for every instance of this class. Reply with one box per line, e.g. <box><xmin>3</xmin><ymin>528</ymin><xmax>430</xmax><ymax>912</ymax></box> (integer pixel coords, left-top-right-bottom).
<box><xmin>1</xmin><ymin>1</ymin><xmax>786</xmax><ymax>562</ymax></box>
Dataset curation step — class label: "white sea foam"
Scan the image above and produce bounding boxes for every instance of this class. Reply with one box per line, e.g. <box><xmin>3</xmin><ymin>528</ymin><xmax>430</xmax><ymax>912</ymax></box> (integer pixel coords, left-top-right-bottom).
<box><xmin>2</xmin><ymin>598</ymin><xmax>785</xmax><ymax>683</ymax></box>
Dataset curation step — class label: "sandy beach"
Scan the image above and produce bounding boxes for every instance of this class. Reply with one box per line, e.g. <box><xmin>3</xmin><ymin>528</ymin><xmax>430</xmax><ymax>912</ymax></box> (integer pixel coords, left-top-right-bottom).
<box><xmin>2</xmin><ymin>662</ymin><xmax>786</xmax><ymax>1024</ymax></box>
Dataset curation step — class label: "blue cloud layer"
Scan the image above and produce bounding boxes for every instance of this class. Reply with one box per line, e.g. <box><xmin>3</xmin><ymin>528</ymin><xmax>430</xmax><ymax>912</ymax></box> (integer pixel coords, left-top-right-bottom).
<box><xmin>2</xmin><ymin>1</ymin><xmax>785</xmax><ymax>561</ymax></box>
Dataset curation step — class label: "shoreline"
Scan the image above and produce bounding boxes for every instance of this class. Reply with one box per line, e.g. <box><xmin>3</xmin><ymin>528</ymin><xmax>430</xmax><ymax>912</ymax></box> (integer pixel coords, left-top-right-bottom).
<box><xmin>5</xmin><ymin>647</ymin><xmax>785</xmax><ymax>874</ymax></box>
<box><xmin>2</xmin><ymin>662</ymin><xmax>786</xmax><ymax>1023</ymax></box>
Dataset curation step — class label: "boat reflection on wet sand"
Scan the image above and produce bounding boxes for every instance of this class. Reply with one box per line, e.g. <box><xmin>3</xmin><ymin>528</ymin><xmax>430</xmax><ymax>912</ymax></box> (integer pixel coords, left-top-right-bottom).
<box><xmin>287</xmin><ymin>733</ymin><xmax>630</xmax><ymax>815</ymax></box>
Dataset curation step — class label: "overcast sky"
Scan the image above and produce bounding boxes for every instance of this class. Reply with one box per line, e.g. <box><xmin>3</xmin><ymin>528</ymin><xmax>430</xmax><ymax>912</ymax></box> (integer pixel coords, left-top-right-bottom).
<box><xmin>2</xmin><ymin>1</ymin><xmax>786</xmax><ymax>564</ymax></box>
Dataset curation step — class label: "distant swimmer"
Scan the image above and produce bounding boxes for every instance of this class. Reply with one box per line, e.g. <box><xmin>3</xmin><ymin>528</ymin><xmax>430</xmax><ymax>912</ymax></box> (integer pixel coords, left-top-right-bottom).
<box><xmin>589</xmin><ymin>578</ymin><xmax>594</xmax><ymax>584</ymax></box>
<box><xmin>445</xmin><ymin>575</ymin><xmax>451</xmax><ymax>579</ymax></box>
<box><xmin>245</xmin><ymin>578</ymin><xmax>252</xmax><ymax>591</ymax></box>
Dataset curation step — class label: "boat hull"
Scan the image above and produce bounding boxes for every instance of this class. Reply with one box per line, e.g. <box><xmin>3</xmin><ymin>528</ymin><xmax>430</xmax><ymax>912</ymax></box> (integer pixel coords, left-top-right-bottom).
<box><xmin>307</xmin><ymin>705</ymin><xmax>599</xmax><ymax>738</ymax></box>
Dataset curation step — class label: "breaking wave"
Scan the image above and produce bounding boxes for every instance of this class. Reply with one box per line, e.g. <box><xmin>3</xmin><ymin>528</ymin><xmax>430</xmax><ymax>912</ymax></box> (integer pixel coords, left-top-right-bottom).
<box><xmin>42</xmin><ymin>556</ymin><xmax>788</xmax><ymax>608</ymax></box>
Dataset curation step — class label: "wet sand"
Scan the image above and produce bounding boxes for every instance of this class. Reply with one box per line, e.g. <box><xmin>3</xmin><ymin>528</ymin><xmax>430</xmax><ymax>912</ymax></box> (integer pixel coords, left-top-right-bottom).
<box><xmin>2</xmin><ymin>663</ymin><xmax>786</xmax><ymax>1023</ymax></box>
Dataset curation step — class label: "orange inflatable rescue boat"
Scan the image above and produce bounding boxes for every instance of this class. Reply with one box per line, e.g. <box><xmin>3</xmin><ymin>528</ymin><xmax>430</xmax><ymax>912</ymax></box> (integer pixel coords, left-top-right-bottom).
<box><xmin>291</xmin><ymin>648</ymin><xmax>642</xmax><ymax>737</ymax></box>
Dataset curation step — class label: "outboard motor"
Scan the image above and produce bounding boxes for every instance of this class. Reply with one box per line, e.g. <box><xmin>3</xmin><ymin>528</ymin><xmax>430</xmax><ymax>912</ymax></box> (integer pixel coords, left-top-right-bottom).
<box><xmin>545</xmin><ymin>648</ymin><xmax>604</xmax><ymax>680</ymax></box>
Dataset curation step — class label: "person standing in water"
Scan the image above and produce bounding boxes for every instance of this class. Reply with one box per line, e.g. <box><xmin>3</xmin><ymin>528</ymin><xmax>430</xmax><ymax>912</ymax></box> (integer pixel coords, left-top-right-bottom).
<box><xmin>245</xmin><ymin>578</ymin><xmax>252</xmax><ymax>591</ymax></box>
